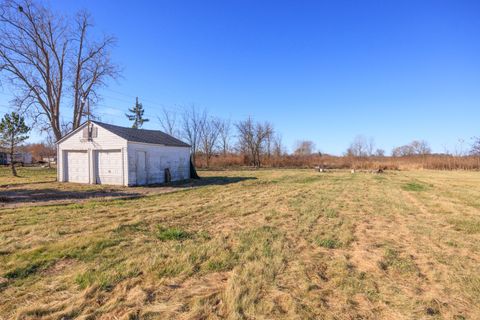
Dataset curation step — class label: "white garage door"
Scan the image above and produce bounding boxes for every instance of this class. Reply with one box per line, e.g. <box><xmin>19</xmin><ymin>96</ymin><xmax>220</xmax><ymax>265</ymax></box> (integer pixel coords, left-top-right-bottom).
<box><xmin>65</xmin><ymin>151</ymin><xmax>89</xmax><ymax>183</ymax></box>
<box><xmin>95</xmin><ymin>150</ymin><xmax>123</xmax><ymax>185</ymax></box>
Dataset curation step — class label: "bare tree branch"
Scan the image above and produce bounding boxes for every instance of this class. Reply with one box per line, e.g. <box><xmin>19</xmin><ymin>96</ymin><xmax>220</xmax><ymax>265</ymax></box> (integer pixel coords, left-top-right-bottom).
<box><xmin>218</xmin><ymin>118</ymin><xmax>231</xmax><ymax>156</ymax></box>
<box><xmin>199</xmin><ymin>116</ymin><xmax>220</xmax><ymax>167</ymax></box>
<box><xmin>236</xmin><ymin>117</ymin><xmax>273</xmax><ymax>167</ymax></box>
<box><xmin>71</xmin><ymin>10</ymin><xmax>119</xmax><ymax>129</ymax></box>
<box><xmin>0</xmin><ymin>0</ymin><xmax>120</xmax><ymax>140</ymax></box>
<box><xmin>180</xmin><ymin>105</ymin><xmax>205</xmax><ymax>165</ymax></box>
<box><xmin>157</xmin><ymin>108</ymin><xmax>179</xmax><ymax>137</ymax></box>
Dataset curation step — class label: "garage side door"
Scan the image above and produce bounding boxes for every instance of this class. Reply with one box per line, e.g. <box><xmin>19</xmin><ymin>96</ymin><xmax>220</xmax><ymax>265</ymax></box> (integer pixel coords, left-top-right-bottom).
<box><xmin>65</xmin><ymin>151</ymin><xmax>89</xmax><ymax>183</ymax></box>
<box><xmin>96</xmin><ymin>150</ymin><xmax>123</xmax><ymax>185</ymax></box>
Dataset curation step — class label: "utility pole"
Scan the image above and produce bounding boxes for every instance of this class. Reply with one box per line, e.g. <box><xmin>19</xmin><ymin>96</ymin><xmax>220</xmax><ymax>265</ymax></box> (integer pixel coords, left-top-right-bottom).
<box><xmin>81</xmin><ymin>96</ymin><xmax>93</xmax><ymax>141</ymax></box>
<box><xmin>81</xmin><ymin>96</ymin><xmax>91</xmax><ymax>122</ymax></box>
<box><xmin>87</xmin><ymin>97</ymin><xmax>91</xmax><ymax>122</ymax></box>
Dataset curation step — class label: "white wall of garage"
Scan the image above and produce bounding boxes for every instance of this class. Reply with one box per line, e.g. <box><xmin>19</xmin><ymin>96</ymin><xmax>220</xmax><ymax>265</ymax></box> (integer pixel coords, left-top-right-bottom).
<box><xmin>127</xmin><ymin>142</ymin><xmax>190</xmax><ymax>185</ymax></box>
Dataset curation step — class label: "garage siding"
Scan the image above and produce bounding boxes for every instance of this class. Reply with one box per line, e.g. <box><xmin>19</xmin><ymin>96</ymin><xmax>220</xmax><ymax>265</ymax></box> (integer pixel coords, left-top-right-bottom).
<box><xmin>127</xmin><ymin>142</ymin><xmax>190</xmax><ymax>185</ymax></box>
<box><xmin>57</xmin><ymin>124</ymin><xmax>128</xmax><ymax>184</ymax></box>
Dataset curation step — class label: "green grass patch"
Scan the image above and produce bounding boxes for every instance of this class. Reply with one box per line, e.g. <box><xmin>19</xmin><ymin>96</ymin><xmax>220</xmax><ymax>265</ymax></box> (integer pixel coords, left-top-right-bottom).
<box><xmin>156</xmin><ymin>226</ymin><xmax>192</xmax><ymax>241</ymax></box>
<box><xmin>448</xmin><ymin>218</ymin><xmax>480</xmax><ymax>234</ymax></box>
<box><xmin>76</xmin><ymin>264</ymin><xmax>142</xmax><ymax>291</ymax></box>
<box><xmin>331</xmin><ymin>260</ymin><xmax>380</xmax><ymax>301</ymax></box>
<box><xmin>114</xmin><ymin>222</ymin><xmax>148</xmax><ymax>234</ymax></box>
<box><xmin>3</xmin><ymin>237</ymin><xmax>125</xmax><ymax>282</ymax></box>
<box><xmin>402</xmin><ymin>181</ymin><xmax>428</xmax><ymax>192</ymax></box>
<box><xmin>157</xmin><ymin>264</ymin><xmax>186</xmax><ymax>278</ymax></box>
<box><xmin>67</xmin><ymin>238</ymin><xmax>123</xmax><ymax>261</ymax></box>
<box><xmin>4</xmin><ymin>261</ymin><xmax>51</xmax><ymax>279</ymax></box>
<box><xmin>378</xmin><ymin>248</ymin><xmax>417</xmax><ymax>274</ymax></box>
<box><xmin>237</xmin><ymin>226</ymin><xmax>282</xmax><ymax>259</ymax></box>
<box><xmin>316</xmin><ymin>238</ymin><xmax>340</xmax><ymax>249</ymax></box>
<box><xmin>206</xmin><ymin>251</ymin><xmax>238</xmax><ymax>272</ymax></box>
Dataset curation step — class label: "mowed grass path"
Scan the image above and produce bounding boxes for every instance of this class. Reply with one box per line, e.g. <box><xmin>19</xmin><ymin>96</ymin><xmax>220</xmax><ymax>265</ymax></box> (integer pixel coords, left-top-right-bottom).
<box><xmin>1</xmin><ymin>168</ymin><xmax>480</xmax><ymax>319</ymax></box>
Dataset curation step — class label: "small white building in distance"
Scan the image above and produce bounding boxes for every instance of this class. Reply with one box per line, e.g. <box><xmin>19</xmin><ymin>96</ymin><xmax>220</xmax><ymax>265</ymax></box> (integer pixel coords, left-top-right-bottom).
<box><xmin>56</xmin><ymin>121</ymin><xmax>191</xmax><ymax>186</ymax></box>
<box><xmin>0</xmin><ymin>152</ymin><xmax>33</xmax><ymax>165</ymax></box>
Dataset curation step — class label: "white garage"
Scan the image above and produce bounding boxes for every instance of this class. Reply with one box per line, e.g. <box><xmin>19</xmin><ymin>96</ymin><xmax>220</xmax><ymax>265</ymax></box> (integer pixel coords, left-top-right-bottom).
<box><xmin>56</xmin><ymin>120</ymin><xmax>191</xmax><ymax>186</ymax></box>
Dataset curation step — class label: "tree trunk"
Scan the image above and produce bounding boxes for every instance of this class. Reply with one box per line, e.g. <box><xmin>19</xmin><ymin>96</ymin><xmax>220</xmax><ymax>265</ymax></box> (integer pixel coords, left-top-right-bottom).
<box><xmin>10</xmin><ymin>143</ymin><xmax>17</xmax><ymax>177</ymax></box>
<box><xmin>52</xmin><ymin>123</ymin><xmax>63</xmax><ymax>142</ymax></box>
<box><xmin>192</xmin><ymin>150</ymin><xmax>196</xmax><ymax>166</ymax></box>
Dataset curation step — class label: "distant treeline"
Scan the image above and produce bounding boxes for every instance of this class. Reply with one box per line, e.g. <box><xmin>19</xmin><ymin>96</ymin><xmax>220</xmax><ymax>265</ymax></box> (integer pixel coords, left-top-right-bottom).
<box><xmin>156</xmin><ymin>106</ymin><xmax>480</xmax><ymax>171</ymax></box>
<box><xmin>194</xmin><ymin>153</ymin><xmax>480</xmax><ymax>171</ymax></box>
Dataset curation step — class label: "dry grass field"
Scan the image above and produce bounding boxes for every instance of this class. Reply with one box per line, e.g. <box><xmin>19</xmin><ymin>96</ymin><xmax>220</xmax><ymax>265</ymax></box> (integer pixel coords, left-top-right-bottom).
<box><xmin>1</xmin><ymin>167</ymin><xmax>480</xmax><ymax>319</ymax></box>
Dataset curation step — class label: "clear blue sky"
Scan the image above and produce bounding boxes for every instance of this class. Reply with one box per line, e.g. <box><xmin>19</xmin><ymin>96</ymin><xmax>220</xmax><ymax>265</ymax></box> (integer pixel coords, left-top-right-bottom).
<box><xmin>1</xmin><ymin>0</ymin><xmax>479</xmax><ymax>155</ymax></box>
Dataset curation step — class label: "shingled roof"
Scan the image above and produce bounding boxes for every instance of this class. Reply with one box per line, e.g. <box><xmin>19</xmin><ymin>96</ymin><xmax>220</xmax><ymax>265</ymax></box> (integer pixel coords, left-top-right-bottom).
<box><xmin>93</xmin><ymin>121</ymin><xmax>190</xmax><ymax>147</ymax></box>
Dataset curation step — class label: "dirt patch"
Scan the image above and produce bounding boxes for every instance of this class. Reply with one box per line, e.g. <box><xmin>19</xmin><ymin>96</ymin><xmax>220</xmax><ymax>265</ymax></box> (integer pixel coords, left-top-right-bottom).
<box><xmin>0</xmin><ymin>176</ymin><xmax>252</xmax><ymax>208</ymax></box>
<box><xmin>0</xmin><ymin>184</ymin><xmax>192</xmax><ymax>208</ymax></box>
<box><xmin>42</xmin><ymin>259</ymin><xmax>77</xmax><ymax>276</ymax></box>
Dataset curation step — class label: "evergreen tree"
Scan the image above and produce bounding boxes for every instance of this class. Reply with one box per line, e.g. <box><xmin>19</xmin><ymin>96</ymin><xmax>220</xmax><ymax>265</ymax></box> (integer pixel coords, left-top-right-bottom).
<box><xmin>0</xmin><ymin>112</ymin><xmax>30</xmax><ymax>176</ymax></box>
<box><xmin>125</xmin><ymin>97</ymin><xmax>149</xmax><ymax>129</ymax></box>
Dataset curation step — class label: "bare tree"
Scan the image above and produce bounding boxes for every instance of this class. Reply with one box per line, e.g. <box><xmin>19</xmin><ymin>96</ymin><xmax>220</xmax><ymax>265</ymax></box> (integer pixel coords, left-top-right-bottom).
<box><xmin>180</xmin><ymin>105</ymin><xmax>206</xmax><ymax>165</ymax></box>
<box><xmin>392</xmin><ymin>145</ymin><xmax>414</xmax><ymax>157</ymax></box>
<box><xmin>410</xmin><ymin>140</ymin><xmax>431</xmax><ymax>155</ymax></box>
<box><xmin>453</xmin><ymin>138</ymin><xmax>466</xmax><ymax>157</ymax></box>
<box><xmin>71</xmin><ymin>10</ymin><xmax>119</xmax><ymax>129</ymax></box>
<box><xmin>367</xmin><ymin>137</ymin><xmax>375</xmax><ymax>157</ymax></box>
<box><xmin>157</xmin><ymin>108</ymin><xmax>179</xmax><ymax>137</ymax></box>
<box><xmin>0</xmin><ymin>0</ymin><xmax>68</xmax><ymax>140</ymax></box>
<box><xmin>273</xmin><ymin>134</ymin><xmax>284</xmax><ymax>157</ymax></box>
<box><xmin>236</xmin><ymin>117</ymin><xmax>273</xmax><ymax>167</ymax></box>
<box><xmin>346</xmin><ymin>135</ymin><xmax>374</xmax><ymax>157</ymax></box>
<box><xmin>294</xmin><ymin>140</ymin><xmax>315</xmax><ymax>156</ymax></box>
<box><xmin>392</xmin><ymin>140</ymin><xmax>431</xmax><ymax>157</ymax></box>
<box><xmin>0</xmin><ymin>0</ymin><xmax>119</xmax><ymax>140</ymax></box>
<box><xmin>470</xmin><ymin>137</ymin><xmax>480</xmax><ymax>156</ymax></box>
<box><xmin>375</xmin><ymin>148</ymin><xmax>385</xmax><ymax>157</ymax></box>
<box><xmin>199</xmin><ymin>116</ymin><xmax>221</xmax><ymax>167</ymax></box>
<box><xmin>236</xmin><ymin>117</ymin><xmax>255</xmax><ymax>166</ymax></box>
<box><xmin>218</xmin><ymin>118</ymin><xmax>231</xmax><ymax>156</ymax></box>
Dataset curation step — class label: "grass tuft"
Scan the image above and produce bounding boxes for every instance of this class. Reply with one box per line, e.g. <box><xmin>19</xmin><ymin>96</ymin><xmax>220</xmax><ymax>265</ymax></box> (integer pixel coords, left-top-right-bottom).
<box><xmin>324</xmin><ymin>208</ymin><xmax>339</xmax><ymax>218</ymax></box>
<box><xmin>75</xmin><ymin>265</ymin><xmax>142</xmax><ymax>291</ymax></box>
<box><xmin>378</xmin><ymin>248</ymin><xmax>417</xmax><ymax>274</ymax></box>
<box><xmin>156</xmin><ymin>226</ymin><xmax>192</xmax><ymax>241</ymax></box>
<box><xmin>206</xmin><ymin>251</ymin><xmax>238</xmax><ymax>272</ymax></box>
<box><xmin>316</xmin><ymin>238</ymin><xmax>340</xmax><ymax>249</ymax></box>
<box><xmin>114</xmin><ymin>222</ymin><xmax>147</xmax><ymax>233</ymax></box>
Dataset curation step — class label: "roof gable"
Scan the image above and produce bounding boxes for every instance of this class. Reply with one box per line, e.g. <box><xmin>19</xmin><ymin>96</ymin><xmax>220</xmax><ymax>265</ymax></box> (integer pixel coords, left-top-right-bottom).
<box><xmin>55</xmin><ymin>122</ymin><xmax>91</xmax><ymax>144</ymax></box>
